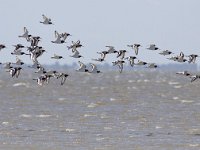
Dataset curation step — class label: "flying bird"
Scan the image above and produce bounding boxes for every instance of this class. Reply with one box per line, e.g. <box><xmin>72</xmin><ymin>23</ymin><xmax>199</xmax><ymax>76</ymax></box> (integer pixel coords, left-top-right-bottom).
<box><xmin>159</xmin><ymin>50</ymin><xmax>173</xmax><ymax>56</ymax></box>
<box><xmin>176</xmin><ymin>71</ymin><xmax>191</xmax><ymax>76</ymax></box>
<box><xmin>106</xmin><ymin>46</ymin><xmax>118</xmax><ymax>54</ymax></box>
<box><xmin>127</xmin><ymin>44</ymin><xmax>141</xmax><ymax>55</ymax></box>
<box><xmin>70</xmin><ymin>50</ymin><xmax>83</xmax><ymax>58</ymax></box>
<box><xmin>56</xmin><ymin>73</ymin><xmax>69</xmax><ymax>85</ymax></box>
<box><xmin>51</xmin><ymin>54</ymin><xmax>64</xmax><ymax>59</ymax></box>
<box><xmin>117</xmin><ymin>50</ymin><xmax>127</xmax><ymax>60</ymax></box>
<box><xmin>112</xmin><ymin>60</ymin><xmax>125</xmax><ymax>73</ymax></box>
<box><xmin>125</xmin><ymin>56</ymin><xmax>137</xmax><ymax>67</ymax></box>
<box><xmin>0</xmin><ymin>44</ymin><xmax>6</xmax><ymax>51</ymax></box>
<box><xmin>40</xmin><ymin>14</ymin><xmax>53</xmax><ymax>25</ymax></box>
<box><xmin>76</xmin><ymin>61</ymin><xmax>88</xmax><ymax>72</ymax></box>
<box><xmin>8</xmin><ymin>67</ymin><xmax>22</xmax><ymax>78</ymax></box>
<box><xmin>146</xmin><ymin>44</ymin><xmax>159</xmax><ymax>50</ymax></box>
<box><xmin>89</xmin><ymin>63</ymin><xmax>101</xmax><ymax>73</ymax></box>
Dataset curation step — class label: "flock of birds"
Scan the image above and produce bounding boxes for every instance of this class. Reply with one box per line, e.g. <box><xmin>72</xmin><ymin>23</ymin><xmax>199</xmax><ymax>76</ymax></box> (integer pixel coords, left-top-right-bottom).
<box><xmin>0</xmin><ymin>14</ymin><xmax>199</xmax><ymax>86</ymax></box>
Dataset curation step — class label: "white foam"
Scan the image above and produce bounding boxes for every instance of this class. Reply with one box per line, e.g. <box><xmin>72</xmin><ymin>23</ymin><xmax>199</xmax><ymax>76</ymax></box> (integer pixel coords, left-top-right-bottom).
<box><xmin>168</xmin><ymin>81</ymin><xmax>179</xmax><ymax>85</ymax></box>
<box><xmin>110</xmin><ymin>98</ymin><xmax>116</xmax><ymax>101</ymax></box>
<box><xmin>174</xmin><ymin>85</ymin><xmax>182</xmax><ymax>88</ymax></box>
<box><xmin>173</xmin><ymin>97</ymin><xmax>179</xmax><ymax>100</ymax></box>
<box><xmin>104</xmin><ymin>127</ymin><xmax>112</xmax><ymax>130</ymax></box>
<box><xmin>87</xmin><ymin>103</ymin><xmax>98</xmax><ymax>108</ymax></box>
<box><xmin>144</xmin><ymin>79</ymin><xmax>150</xmax><ymax>82</ymax></box>
<box><xmin>100</xmin><ymin>113</ymin><xmax>109</xmax><ymax>119</ymax></box>
<box><xmin>155</xmin><ymin>126</ymin><xmax>162</xmax><ymax>129</ymax></box>
<box><xmin>2</xmin><ymin>122</ymin><xmax>9</xmax><ymax>125</ymax></box>
<box><xmin>128</xmin><ymin>80</ymin><xmax>135</xmax><ymax>83</ymax></box>
<box><xmin>84</xmin><ymin>114</ymin><xmax>97</xmax><ymax>117</ymax></box>
<box><xmin>180</xmin><ymin>100</ymin><xmax>194</xmax><ymax>103</ymax></box>
<box><xmin>58</xmin><ymin>97</ymin><xmax>66</xmax><ymax>101</ymax></box>
<box><xmin>13</xmin><ymin>82</ymin><xmax>29</xmax><ymax>87</ymax></box>
<box><xmin>189</xmin><ymin>144</ymin><xmax>199</xmax><ymax>147</ymax></box>
<box><xmin>40</xmin><ymin>129</ymin><xmax>48</xmax><ymax>132</ymax></box>
<box><xmin>96</xmin><ymin>137</ymin><xmax>106</xmax><ymax>141</ymax></box>
<box><xmin>20</xmin><ymin>114</ymin><xmax>32</xmax><ymax>118</ymax></box>
<box><xmin>65</xmin><ymin>128</ymin><xmax>75</xmax><ymax>132</ymax></box>
<box><xmin>36</xmin><ymin>115</ymin><xmax>52</xmax><ymax>118</ymax></box>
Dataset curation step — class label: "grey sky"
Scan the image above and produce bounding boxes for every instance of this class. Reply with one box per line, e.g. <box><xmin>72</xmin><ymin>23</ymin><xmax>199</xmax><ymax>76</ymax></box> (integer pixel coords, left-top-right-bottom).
<box><xmin>0</xmin><ymin>0</ymin><xmax>200</xmax><ymax>65</ymax></box>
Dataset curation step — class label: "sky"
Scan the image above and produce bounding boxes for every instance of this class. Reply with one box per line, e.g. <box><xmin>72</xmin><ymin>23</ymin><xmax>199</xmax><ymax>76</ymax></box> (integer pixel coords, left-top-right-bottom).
<box><xmin>0</xmin><ymin>0</ymin><xmax>200</xmax><ymax>65</ymax></box>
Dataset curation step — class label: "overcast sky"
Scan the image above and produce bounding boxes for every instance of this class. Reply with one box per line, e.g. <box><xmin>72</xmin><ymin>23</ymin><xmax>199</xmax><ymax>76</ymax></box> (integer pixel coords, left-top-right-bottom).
<box><xmin>0</xmin><ymin>0</ymin><xmax>200</xmax><ymax>65</ymax></box>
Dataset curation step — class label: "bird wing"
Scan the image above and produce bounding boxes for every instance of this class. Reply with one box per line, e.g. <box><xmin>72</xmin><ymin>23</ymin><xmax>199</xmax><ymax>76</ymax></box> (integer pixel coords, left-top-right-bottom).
<box><xmin>55</xmin><ymin>31</ymin><xmax>60</xmax><ymax>38</ymax></box>
<box><xmin>78</xmin><ymin>61</ymin><xmax>86</xmax><ymax>69</ymax></box>
<box><xmin>101</xmin><ymin>52</ymin><xmax>106</xmax><ymax>59</ymax></box>
<box><xmin>117</xmin><ymin>51</ymin><xmax>122</xmax><ymax>58</ymax></box>
<box><xmin>90</xmin><ymin>63</ymin><xmax>97</xmax><ymax>71</ymax></box>
<box><xmin>190</xmin><ymin>75</ymin><xmax>198</xmax><ymax>82</ymax></box>
<box><xmin>61</xmin><ymin>76</ymin><xmax>67</xmax><ymax>85</ymax></box>
<box><xmin>24</xmin><ymin>27</ymin><xmax>28</xmax><ymax>34</ymax></box>
<box><xmin>134</xmin><ymin>46</ymin><xmax>139</xmax><ymax>55</ymax></box>
<box><xmin>42</xmin><ymin>14</ymin><xmax>48</xmax><ymax>21</ymax></box>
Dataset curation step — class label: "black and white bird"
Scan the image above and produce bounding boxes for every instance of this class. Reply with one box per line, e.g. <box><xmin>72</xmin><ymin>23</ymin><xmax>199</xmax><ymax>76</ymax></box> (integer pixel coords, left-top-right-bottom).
<box><xmin>146</xmin><ymin>63</ymin><xmax>158</xmax><ymax>68</ymax></box>
<box><xmin>135</xmin><ymin>60</ymin><xmax>147</xmax><ymax>66</ymax></box>
<box><xmin>76</xmin><ymin>61</ymin><xmax>88</xmax><ymax>72</ymax></box>
<box><xmin>127</xmin><ymin>44</ymin><xmax>141</xmax><ymax>55</ymax></box>
<box><xmin>105</xmin><ymin>46</ymin><xmax>118</xmax><ymax>54</ymax></box>
<box><xmin>13</xmin><ymin>44</ymin><xmax>25</xmax><ymax>51</ymax></box>
<box><xmin>11</xmin><ymin>50</ymin><xmax>28</xmax><ymax>56</ymax></box>
<box><xmin>147</xmin><ymin>44</ymin><xmax>159</xmax><ymax>50</ymax></box>
<box><xmin>51</xmin><ymin>54</ymin><xmax>64</xmax><ymax>59</ymax></box>
<box><xmin>125</xmin><ymin>56</ymin><xmax>137</xmax><ymax>67</ymax></box>
<box><xmin>92</xmin><ymin>58</ymin><xmax>105</xmax><ymax>62</ymax></box>
<box><xmin>92</xmin><ymin>51</ymin><xmax>108</xmax><ymax>62</ymax></box>
<box><xmin>40</xmin><ymin>14</ymin><xmax>53</xmax><ymax>25</ymax></box>
<box><xmin>8</xmin><ymin>67</ymin><xmax>22</xmax><ymax>78</ymax></box>
<box><xmin>176</xmin><ymin>52</ymin><xmax>187</xmax><ymax>63</ymax></box>
<box><xmin>27</xmin><ymin>47</ymin><xmax>46</xmax><ymax>62</ymax></box>
<box><xmin>187</xmin><ymin>54</ymin><xmax>199</xmax><ymax>63</ymax></box>
<box><xmin>70</xmin><ymin>50</ymin><xmax>83</xmax><ymax>58</ymax></box>
<box><xmin>89</xmin><ymin>63</ymin><xmax>101</xmax><ymax>73</ymax></box>
<box><xmin>97</xmin><ymin>51</ymin><xmax>109</xmax><ymax>60</ymax></box>
<box><xmin>30</xmin><ymin>36</ymin><xmax>41</xmax><ymax>47</ymax></box>
<box><xmin>12</xmin><ymin>56</ymin><xmax>24</xmax><ymax>65</ymax></box>
<box><xmin>60</xmin><ymin>32</ymin><xmax>71</xmax><ymax>42</ymax></box>
<box><xmin>112</xmin><ymin>60</ymin><xmax>125</xmax><ymax>73</ymax></box>
<box><xmin>33</xmin><ymin>75</ymin><xmax>47</xmax><ymax>86</ymax></box>
<box><xmin>117</xmin><ymin>50</ymin><xmax>127</xmax><ymax>60</ymax></box>
<box><xmin>67</xmin><ymin>40</ymin><xmax>83</xmax><ymax>53</ymax></box>
<box><xmin>159</xmin><ymin>50</ymin><xmax>173</xmax><ymax>56</ymax></box>
<box><xmin>35</xmin><ymin>65</ymin><xmax>46</xmax><ymax>74</ymax></box>
<box><xmin>134</xmin><ymin>44</ymin><xmax>142</xmax><ymax>55</ymax></box>
<box><xmin>176</xmin><ymin>71</ymin><xmax>191</xmax><ymax>76</ymax></box>
<box><xmin>190</xmin><ymin>74</ymin><xmax>200</xmax><ymax>82</ymax></box>
<box><xmin>51</xmin><ymin>34</ymin><xmax>65</xmax><ymax>44</ymax></box>
<box><xmin>18</xmin><ymin>27</ymin><xmax>31</xmax><ymax>41</ymax></box>
<box><xmin>0</xmin><ymin>44</ymin><xmax>6</xmax><ymax>51</ymax></box>
<box><xmin>54</xmin><ymin>31</ymin><xmax>71</xmax><ymax>43</ymax></box>
<box><xmin>3</xmin><ymin>62</ymin><xmax>13</xmax><ymax>69</ymax></box>
<box><xmin>167</xmin><ymin>56</ymin><xmax>179</xmax><ymax>61</ymax></box>
<box><xmin>57</xmin><ymin>73</ymin><xmax>69</xmax><ymax>85</ymax></box>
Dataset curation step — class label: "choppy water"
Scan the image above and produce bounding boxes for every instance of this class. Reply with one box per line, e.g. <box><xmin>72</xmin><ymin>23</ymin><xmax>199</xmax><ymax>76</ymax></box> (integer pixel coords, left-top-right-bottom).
<box><xmin>0</xmin><ymin>70</ymin><xmax>200</xmax><ymax>150</ymax></box>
